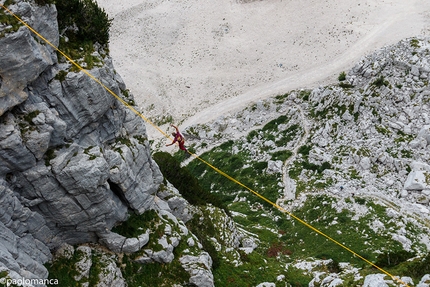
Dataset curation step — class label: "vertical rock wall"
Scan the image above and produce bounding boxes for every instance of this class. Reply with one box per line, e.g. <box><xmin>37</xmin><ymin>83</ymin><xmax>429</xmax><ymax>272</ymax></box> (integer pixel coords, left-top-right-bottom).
<box><xmin>0</xmin><ymin>0</ymin><xmax>163</xmax><ymax>281</ymax></box>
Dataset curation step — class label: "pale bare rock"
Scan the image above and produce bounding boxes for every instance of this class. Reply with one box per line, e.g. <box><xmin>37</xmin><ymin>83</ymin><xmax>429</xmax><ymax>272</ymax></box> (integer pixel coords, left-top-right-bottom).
<box><xmin>97</xmin><ymin>0</ymin><xmax>430</xmax><ymax>141</ymax></box>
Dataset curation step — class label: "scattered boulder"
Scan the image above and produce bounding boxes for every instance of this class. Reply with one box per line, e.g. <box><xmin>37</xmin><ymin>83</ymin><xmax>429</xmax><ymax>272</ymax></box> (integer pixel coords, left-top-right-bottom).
<box><xmin>404</xmin><ymin>171</ymin><xmax>430</xmax><ymax>191</ymax></box>
<box><xmin>267</xmin><ymin>160</ymin><xmax>283</xmax><ymax>174</ymax></box>
<box><xmin>180</xmin><ymin>253</ymin><xmax>214</xmax><ymax>287</ymax></box>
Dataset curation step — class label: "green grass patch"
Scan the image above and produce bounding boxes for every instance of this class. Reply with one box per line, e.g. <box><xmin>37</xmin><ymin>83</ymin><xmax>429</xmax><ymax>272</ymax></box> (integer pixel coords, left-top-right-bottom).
<box><xmin>111</xmin><ymin>209</ymin><xmax>158</xmax><ymax>238</ymax></box>
<box><xmin>299</xmin><ymin>90</ymin><xmax>311</xmax><ymax>101</ymax></box>
<box><xmin>262</xmin><ymin>115</ymin><xmax>290</xmax><ymax>132</ymax></box>
<box><xmin>274</xmin><ymin>195</ymin><xmax>404</xmax><ymax>267</ymax></box>
<box><xmin>270</xmin><ymin>150</ymin><xmax>292</xmax><ymax>161</ymax></box>
<box><xmin>45</xmin><ymin>247</ymin><xmax>111</xmax><ymax>287</ymax></box>
<box><xmin>188</xmin><ymin>143</ymin><xmax>282</xmax><ymax>209</ymax></box>
<box><xmin>153</xmin><ymin>152</ymin><xmax>227</xmax><ymax>210</ymax></box>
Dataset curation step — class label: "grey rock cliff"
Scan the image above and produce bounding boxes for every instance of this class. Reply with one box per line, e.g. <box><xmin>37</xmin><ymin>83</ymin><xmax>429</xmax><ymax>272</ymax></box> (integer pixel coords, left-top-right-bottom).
<box><xmin>0</xmin><ymin>0</ymin><xmax>162</xmax><ymax>281</ymax></box>
<box><xmin>0</xmin><ymin>2</ymin><xmax>58</xmax><ymax>116</ymax></box>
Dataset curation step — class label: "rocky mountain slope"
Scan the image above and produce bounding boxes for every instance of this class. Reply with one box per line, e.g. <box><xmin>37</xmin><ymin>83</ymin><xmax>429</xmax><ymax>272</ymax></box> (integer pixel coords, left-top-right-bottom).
<box><xmin>181</xmin><ymin>36</ymin><xmax>430</xmax><ymax>286</ymax></box>
<box><xmin>1</xmin><ymin>0</ymin><xmax>430</xmax><ymax>286</ymax></box>
<box><xmin>0</xmin><ymin>1</ymin><xmax>244</xmax><ymax>286</ymax></box>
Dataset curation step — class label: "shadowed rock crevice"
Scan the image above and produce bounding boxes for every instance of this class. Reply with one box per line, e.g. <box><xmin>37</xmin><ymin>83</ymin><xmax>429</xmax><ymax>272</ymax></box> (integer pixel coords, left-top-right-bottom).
<box><xmin>108</xmin><ymin>179</ymin><xmax>131</xmax><ymax>207</ymax></box>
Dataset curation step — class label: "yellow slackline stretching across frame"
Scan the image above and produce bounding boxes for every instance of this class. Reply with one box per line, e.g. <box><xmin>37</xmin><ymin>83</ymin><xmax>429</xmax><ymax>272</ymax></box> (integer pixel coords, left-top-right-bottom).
<box><xmin>0</xmin><ymin>4</ymin><xmax>410</xmax><ymax>286</ymax></box>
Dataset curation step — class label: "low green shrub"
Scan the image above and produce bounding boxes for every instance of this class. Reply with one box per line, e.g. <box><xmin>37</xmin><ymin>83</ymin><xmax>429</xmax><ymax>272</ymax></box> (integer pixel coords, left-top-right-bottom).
<box><xmin>372</xmin><ymin>75</ymin><xmax>389</xmax><ymax>87</ymax></box>
<box><xmin>56</xmin><ymin>0</ymin><xmax>111</xmax><ymax>47</ymax></box>
<box><xmin>121</xmin><ymin>252</ymin><xmax>190</xmax><ymax>287</ymax></box>
<box><xmin>374</xmin><ymin>250</ymin><xmax>415</xmax><ymax>268</ymax></box>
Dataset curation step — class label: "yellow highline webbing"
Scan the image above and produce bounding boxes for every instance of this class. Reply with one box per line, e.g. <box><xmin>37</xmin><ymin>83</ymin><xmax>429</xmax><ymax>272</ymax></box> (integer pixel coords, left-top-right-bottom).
<box><xmin>0</xmin><ymin>4</ymin><xmax>409</xmax><ymax>286</ymax></box>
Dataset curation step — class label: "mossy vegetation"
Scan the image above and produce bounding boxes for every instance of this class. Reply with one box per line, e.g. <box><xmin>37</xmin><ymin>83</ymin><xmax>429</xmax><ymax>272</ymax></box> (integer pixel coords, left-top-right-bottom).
<box><xmin>299</xmin><ymin>89</ymin><xmax>311</xmax><ymax>101</ymax></box>
<box><xmin>186</xmin><ymin>211</ymin><xmax>221</xmax><ymax>270</ymax></box>
<box><xmin>44</xmin><ymin>148</ymin><xmax>56</xmax><ymax>166</ymax></box>
<box><xmin>121</xmin><ymin>254</ymin><xmax>190</xmax><ymax>287</ymax></box>
<box><xmin>153</xmin><ymin>152</ymin><xmax>227</xmax><ymax>209</ymax></box>
<box><xmin>310</xmin><ymin>100</ymin><xmax>358</xmax><ymax>121</ymax></box>
<box><xmin>55</xmin><ymin>70</ymin><xmax>68</xmax><ymax>82</ymax></box>
<box><xmin>114</xmin><ymin>210</ymin><xmax>192</xmax><ymax>286</ymax></box>
<box><xmin>0</xmin><ymin>0</ymin><xmax>22</xmax><ymax>37</ymax></box>
<box><xmin>83</xmin><ymin>146</ymin><xmax>97</xmax><ymax>160</ymax></box>
<box><xmin>120</xmin><ymin>89</ymin><xmax>136</xmax><ymax>106</ymax></box>
<box><xmin>46</xmin><ymin>247</ymin><xmax>92</xmax><ymax>286</ymax></box>
<box><xmin>111</xmin><ymin>209</ymin><xmax>158</xmax><ymax>238</ymax></box>
<box><xmin>17</xmin><ymin>110</ymin><xmax>41</xmax><ymax>136</ymax></box>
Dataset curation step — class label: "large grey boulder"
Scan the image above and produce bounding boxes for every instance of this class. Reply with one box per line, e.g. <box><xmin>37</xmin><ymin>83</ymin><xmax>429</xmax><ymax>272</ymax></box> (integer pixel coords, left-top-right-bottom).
<box><xmin>404</xmin><ymin>161</ymin><xmax>430</xmax><ymax>191</ymax></box>
<box><xmin>98</xmin><ymin>231</ymin><xmax>150</xmax><ymax>254</ymax></box>
<box><xmin>98</xmin><ymin>232</ymin><xmax>126</xmax><ymax>254</ymax></box>
<box><xmin>362</xmin><ymin>274</ymin><xmax>389</xmax><ymax>287</ymax></box>
<box><xmin>0</xmin><ymin>120</ymin><xmax>36</xmax><ymax>175</ymax></box>
<box><xmin>404</xmin><ymin>171</ymin><xmax>430</xmax><ymax>191</ymax></box>
<box><xmin>44</xmin><ymin>70</ymin><xmax>116</xmax><ymax>139</ymax></box>
<box><xmin>417</xmin><ymin>125</ymin><xmax>430</xmax><ymax>146</ymax></box>
<box><xmin>180</xmin><ymin>253</ymin><xmax>214</xmax><ymax>287</ymax></box>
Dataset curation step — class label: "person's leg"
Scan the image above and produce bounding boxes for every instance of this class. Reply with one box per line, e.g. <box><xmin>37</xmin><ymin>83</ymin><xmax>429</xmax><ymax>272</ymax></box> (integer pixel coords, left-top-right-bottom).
<box><xmin>184</xmin><ymin>150</ymin><xmax>191</xmax><ymax>158</ymax></box>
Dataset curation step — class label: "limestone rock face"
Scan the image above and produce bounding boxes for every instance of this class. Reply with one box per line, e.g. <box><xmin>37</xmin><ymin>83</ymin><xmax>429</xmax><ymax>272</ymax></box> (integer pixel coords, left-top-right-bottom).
<box><xmin>0</xmin><ymin>181</ymin><xmax>52</xmax><ymax>280</ymax></box>
<box><xmin>0</xmin><ymin>2</ymin><xmax>58</xmax><ymax>116</ymax></box>
<box><xmin>0</xmin><ymin>0</ymin><xmax>162</xmax><ymax>281</ymax></box>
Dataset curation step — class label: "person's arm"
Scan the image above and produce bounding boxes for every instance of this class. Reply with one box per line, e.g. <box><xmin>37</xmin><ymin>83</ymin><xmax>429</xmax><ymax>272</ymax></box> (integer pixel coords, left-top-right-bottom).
<box><xmin>166</xmin><ymin>130</ymin><xmax>178</xmax><ymax>146</ymax></box>
<box><xmin>166</xmin><ymin>138</ymin><xmax>177</xmax><ymax>146</ymax></box>
<box><xmin>171</xmin><ymin>124</ymin><xmax>180</xmax><ymax>134</ymax></box>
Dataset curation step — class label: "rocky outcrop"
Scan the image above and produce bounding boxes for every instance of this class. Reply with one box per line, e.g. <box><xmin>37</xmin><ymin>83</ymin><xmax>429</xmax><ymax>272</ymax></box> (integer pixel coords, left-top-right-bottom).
<box><xmin>53</xmin><ymin>244</ymin><xmax>127</xmax><ymax>287</ymax></box>
<box><xmin>181</xmin><ymin>36</ymin><xmax>430</xmax><ymax>285</ymax></box>
<box><xmin>0</xmin><ymin>180</ymin><xmax>52</xmax><ymax>280</ymax></box>
<box><xmin>180</xmin><ymin>253</ymin><xmax>214</xmax><ymax>287</ymax></box>
<box><xmin>0</xmin><ymin>0</ymin><xmax>162</xmax><ymax>281</ymax></box>
<box><xmin>0</xmin><ymin>2</ymin><xmax>58</xmax><ymax>116</ymax></box>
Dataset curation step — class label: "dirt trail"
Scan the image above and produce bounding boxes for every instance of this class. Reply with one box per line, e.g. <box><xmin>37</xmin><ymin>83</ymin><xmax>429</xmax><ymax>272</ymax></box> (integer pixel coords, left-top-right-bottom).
<box><xmin>278</xmin><ymin>104</ymin><xmax>310</xmax><ymax>203</ymax></box>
